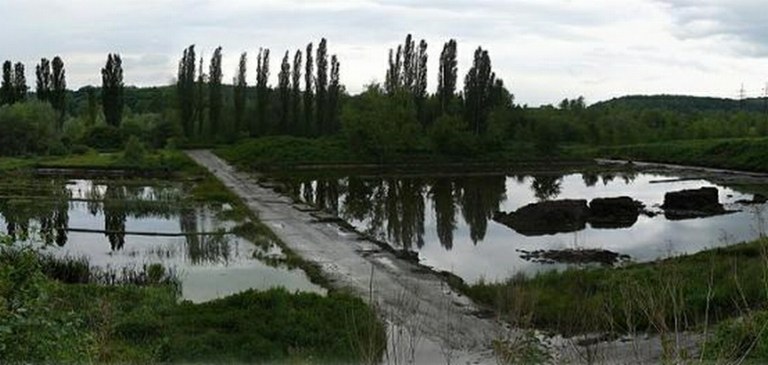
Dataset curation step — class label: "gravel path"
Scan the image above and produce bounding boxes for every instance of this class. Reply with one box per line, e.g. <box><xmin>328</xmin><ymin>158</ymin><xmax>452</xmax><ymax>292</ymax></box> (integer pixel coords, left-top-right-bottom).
<box><xmin>186</xmin><ymin>150</ymin><xmax>503</xmax><ymax>363</ymax></box>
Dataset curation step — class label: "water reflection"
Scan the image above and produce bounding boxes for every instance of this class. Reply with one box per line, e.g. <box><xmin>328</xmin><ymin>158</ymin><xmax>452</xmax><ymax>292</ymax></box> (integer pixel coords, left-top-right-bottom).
<box><xmin>293</xmin><ymin>175</ymin><xmax>507</xmax><ymax>249</ymax></box>
<box><xmin>283</xmin><ymin>171</ymin><xmax>767</xmax><ymax>282</ymax></box>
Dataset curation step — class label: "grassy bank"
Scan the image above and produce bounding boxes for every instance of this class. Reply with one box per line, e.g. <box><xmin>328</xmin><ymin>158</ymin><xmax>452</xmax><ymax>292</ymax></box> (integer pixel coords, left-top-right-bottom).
<box><xmin>216</xmin><ymin>136</ymin><xmax>590</xmax><ymax>171</ymax></box>
<box><xmin>595</xmin><ymin>137</ymin><xmax>768</xmax><ymax>172</ymax></box>
<box><xmin>465</xmin><ymin>238</ymin><xmax>768</xmax><ymax>360</ymax></box>
<box><xmin>0</xmin><ymin>148</ymin><xmax>202</xmax><ymax>177</ymax></box>
<box><xmin>0</xmin><ymin>239</ymin><xmax>384</xmax><ymax>363</ymax></box>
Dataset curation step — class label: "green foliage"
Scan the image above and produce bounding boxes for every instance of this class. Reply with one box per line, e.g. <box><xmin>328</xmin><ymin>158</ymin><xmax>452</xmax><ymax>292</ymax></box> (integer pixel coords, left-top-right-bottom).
<box><xmin>162</xmin><ymin>289</ymin><xmax>384</xmax><ymax>363</ymax></box>
<box><xmin>81</xmin><ymin>124</ymin><xmax>124</xmax><ymax>150</ymax></box>
<box><xmin>599</xmin><ymin>137</ymin><xmax>768</xmax><ymax>172</ymax></box>
<box><xmin>703</xmin><ymin>310</ymin><xmax>768</xmax><ymax>361</ymax></box>
<box><xmin>428</xmin><ymin>114</ymin><xmax>477</xmax><ymax>156</ymax></box>
<box><xmin>0</xmin><ymin>101</ymin><xmax>58</xmax><ymax>156</ymax></box>
<box><xmin>217</xmin><ymin>136</ymin><xmax>355</xmax><ymax>168</ymax></box>
<box><xmin>121</xmin><ymin>136</ymin><xmax>147</xmax><ymax>166</ymax></box>
<box><xmin>101</xmin><ymin>54</ymin><xmax>124</xmax><ymax>127</ymax></box>
<box><xmin>0</xmin><ymin>241</ymin><xmax>94</xmax><ymax>362</ymax></box>
<box><xmin>342</xmin><ymin>86</ymin><xmax>421</xmax><ymax>160</ymax></box>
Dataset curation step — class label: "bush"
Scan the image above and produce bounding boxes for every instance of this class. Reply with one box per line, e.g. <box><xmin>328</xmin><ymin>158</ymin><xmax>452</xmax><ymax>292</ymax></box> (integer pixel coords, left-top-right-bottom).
<box><xmin>0</xmin><ymin>101</ymin><xmax>58</xmax><ymax>156</ymax></box>
<box><xmin>428</xmin><ymin>115</ymin><xmax>478</xmax><ymax>156</ymax></box>
<box><xmin>122</xmin><ymin>136</ymin><xmax>147</xmax><ymax>166</ymax></box>
<box><xmin>81</xmin><ymin>125</ymin><xmax>124</xmax><ymax>150</ymax></box>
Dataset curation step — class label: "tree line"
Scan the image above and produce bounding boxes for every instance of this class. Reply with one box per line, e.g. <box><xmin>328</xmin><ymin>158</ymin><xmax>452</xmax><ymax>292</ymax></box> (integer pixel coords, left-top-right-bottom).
<box><xmin>176</xmin><ymin>38</ymin><xmax>342</xmax><ymax>142</ymax></box>
<box><xmin>3</xmin><ymin>34</ymin><xmax>768</xmax><ymax>158</ymax></box>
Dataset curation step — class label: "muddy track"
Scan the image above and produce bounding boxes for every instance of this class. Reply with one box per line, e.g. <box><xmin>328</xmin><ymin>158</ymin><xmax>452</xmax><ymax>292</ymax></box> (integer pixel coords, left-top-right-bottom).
<box><xmin>186</xmin><ymin>150</ymin><xmax>502</xmax><ymax>361</ymax></box>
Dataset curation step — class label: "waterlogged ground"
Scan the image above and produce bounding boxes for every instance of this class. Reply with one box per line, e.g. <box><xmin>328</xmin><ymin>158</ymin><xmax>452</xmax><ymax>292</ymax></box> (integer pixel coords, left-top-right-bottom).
<box><xmin>0</xmin><ymin>178</ymin><xmax>323</xmax><ymax>302</ymax></box>
<box><xmin>278</xmin><ymin>170</ymin><xmax>768</xmax><ymax>283</ymax></box>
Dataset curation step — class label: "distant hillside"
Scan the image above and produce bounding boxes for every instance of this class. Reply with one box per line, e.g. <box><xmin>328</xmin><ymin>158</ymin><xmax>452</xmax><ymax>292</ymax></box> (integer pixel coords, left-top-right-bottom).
<box><xmin>590</xmin><ymin>95</ymin><xmax>768</xmax><ymax>114</ymax></box>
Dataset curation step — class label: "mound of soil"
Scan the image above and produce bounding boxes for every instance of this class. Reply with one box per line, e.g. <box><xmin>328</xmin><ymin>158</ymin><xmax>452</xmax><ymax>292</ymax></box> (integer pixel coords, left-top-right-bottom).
<box><xmin>517</xmin><ymin>248</ymin><xmax>630</xmax><ymax>266</ymax></box>
<box><xmin>662</xmin><ymin>187</ymin><xmax>727</xmax><ymax>220</ymax></box>
<box><xmin>493</xmin><ymin>199</ymin><xmax>590</xmax><ymax>236</ymax></box>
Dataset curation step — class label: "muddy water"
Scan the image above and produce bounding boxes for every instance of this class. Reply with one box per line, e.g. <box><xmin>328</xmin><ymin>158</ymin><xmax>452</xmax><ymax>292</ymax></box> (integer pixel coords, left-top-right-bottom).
<box><xmin>0</xmin><ymin>179</ymin><xmax>323</xmax><ymax>302</ymax></box>
<box><xmin>279</xmin><ymin>170</ymin><xmax>768</xmax><ymax>283</ymax></box>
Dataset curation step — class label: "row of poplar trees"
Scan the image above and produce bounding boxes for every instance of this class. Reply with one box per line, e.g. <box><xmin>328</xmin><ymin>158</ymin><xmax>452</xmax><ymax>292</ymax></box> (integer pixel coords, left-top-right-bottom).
<box><xmin>1</xmin><ymin>57</ymin><xmax>67</xmax><ymax>127</ymax></box>
<box><xmin>176</xmin><ymin>39</ymin><xmax>342</xmax><ymax>140</ymax></box>
<box><xmin>385</xmin><ymin>34</ymin><xmax>509</xmax><ymax>136</ymax></box>
<box><xmin>0</xmin><ymin>54</ymin><xmax>125</xmax><ymax>131</ymax></box>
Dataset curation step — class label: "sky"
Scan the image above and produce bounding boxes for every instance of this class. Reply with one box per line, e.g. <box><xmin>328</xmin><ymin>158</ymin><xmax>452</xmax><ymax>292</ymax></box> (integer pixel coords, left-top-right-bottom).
<box><xmin>0</xmin><ymin>0</ymin><xmax>766</xmax><ymax>106</ymax></box>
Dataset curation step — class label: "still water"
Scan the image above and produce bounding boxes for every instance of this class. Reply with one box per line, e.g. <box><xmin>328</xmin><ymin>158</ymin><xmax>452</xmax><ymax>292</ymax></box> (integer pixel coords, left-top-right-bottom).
<box><xmin>280</xmin><ymin>170</ymin><xmax>768</xmax><ymax>283</ymax></box>
<box><xmin>0</xmin><ymin>178</ymin><xmax>323</xmax><ymax>302</ymax></box>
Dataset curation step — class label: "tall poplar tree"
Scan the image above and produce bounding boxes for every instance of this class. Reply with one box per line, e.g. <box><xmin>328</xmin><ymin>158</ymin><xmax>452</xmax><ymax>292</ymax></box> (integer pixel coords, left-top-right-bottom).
<box><xmin>51</xmin><ymin>56</ymin><xmax>67</xmax><ymax>125</ymax></box>
<box><xmin>177</xmin><ymin>45</ymin><xmax>197</xmax><ymax>138</ymax></box>
<box><xmin>304</xmin><ymin>42</ymin><xmax>314</xmax><ymax>135</ymax></box>
<box><xmin>36</xmin><ymin>58</ymin><xmax>51</xmax><ymax>102</ymax></box>
<box><xmin>195</xmin><ymin>57</ymin><xmax>206</xmax><ymax>136</ymax></box>
<box><xmin>315</xmin><ymin>38</ymin><xmax>328</xmax><ymax>135</ymax></box>
<box><xmin>327</xmin><ymin>55</ymin><xmax>341</xmax><ymax>133</ymax></box>
<box><xmin>415</xmin><ymin>40</ymin><xmax>428</xmax><ymax>126</ymax></box>
<box><xmin>233</xmin><ymin>52</ymin><xmax>247</xmax><ymax>135</ymax></box>
<box><xmin>385</xmin><ymin>46</ymin><xmax>402</xmax><ymax>95</ymax></box>
<box><xmin>437</xmin><ymin>39</ymin><xmax>458</xmax><ymax>115</ymax></box>
<box><xmin>0</xmin><ymin>61</ymin><xmax>12</xmax><ymax>105</ymax></box>
<box><xmin>13</xmin><ymin>63</ymin><xmax>27</xmax><ymax>103</ymax></box>
<box><xmin>278</xmin><ymin>51</ymin><xmax>291</xmax><ymax>134</ymax></box>
<box><xmin>101</xmin><ymin>54</ymin><xmax>124</xmax><ymax>127</ymax></box>
<box><xmin>256</xmin><ymin>48</ymin><xmax>270</xmax><ymax>135</ymax></box>
<box><xmin>291</xmin><ymin>50</ymin><xmax>302</xmax><ymax>135</ymax></box>
<box><xmin>402</xmin><ymin>34</ymin><xmax>415</xmax><ymax>91</ymax></box>
<box><xmin>463</xmin><ymin>47</ymin><xmax>495</xmax><ymax>136</ymax></box>
<box><xmin>208</xmin><ymin>47</ymin><xmax>223</xmax><ymax>138</ymax></box>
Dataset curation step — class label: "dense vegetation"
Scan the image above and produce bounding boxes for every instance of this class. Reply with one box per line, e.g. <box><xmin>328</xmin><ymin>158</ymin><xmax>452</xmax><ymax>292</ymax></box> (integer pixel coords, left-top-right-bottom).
<box><xmin>0</xmin><ymin>239</ymin><xmax>384</xmax><ymax>363</ymax></box>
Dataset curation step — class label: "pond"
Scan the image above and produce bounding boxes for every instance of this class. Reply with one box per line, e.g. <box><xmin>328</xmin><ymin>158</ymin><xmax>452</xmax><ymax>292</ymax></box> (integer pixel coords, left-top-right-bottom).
<box><xmin>278</xmin><ymin>169</ymin><xmax>768</xmax><ymax>283</ymax></box>
<box><xmin>0</xmin><ymin>178</ymin><xmax>324</xmax><ymax>302</ymax></box>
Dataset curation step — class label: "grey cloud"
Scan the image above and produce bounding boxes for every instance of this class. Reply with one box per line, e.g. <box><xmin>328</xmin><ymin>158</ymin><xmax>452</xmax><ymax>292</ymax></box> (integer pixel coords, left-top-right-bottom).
<box><xmin>658</xmin><ymin>0</ymin><xmax>768</xmax><ymax>56</ymax></box>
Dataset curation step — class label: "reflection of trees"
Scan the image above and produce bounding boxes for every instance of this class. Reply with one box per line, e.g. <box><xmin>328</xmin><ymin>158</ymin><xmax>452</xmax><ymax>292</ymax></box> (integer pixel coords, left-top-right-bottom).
<box><xmin>104</xmin><ymin>185</ymin><xmax>126</xmax><ymax>251</ymax></box>
<box><xmin>431</xmin><ymin>179</ymin><xmax>456</xmax><ymax>249</ymax></box>
<box><xmin>290</xmin><ymin>174</ymin><xmax>506</xmax><ymax>250</ymax></box>
<box><xmin>179</xmin><ymin>206</ymin><xmax>231</xmax><ymax>265</ymax></box>
<box><xmin>458</xmin><ymin>176</ymin><xmax>506</xmax><ymax>243</ymax></box>
<box><xmin>582</xmin><ymin>173</ymin><xmax>599</xmax><ymax>187</ymax></box>
<box><xmin>600</xmin><ymin>173</ymin><xmax>616</xmax><ymax>185</ymax></box>
<box><xmin>530</xmin><ymin>175</ymin><xmax>562</xmax><ymax>201</ymax></box>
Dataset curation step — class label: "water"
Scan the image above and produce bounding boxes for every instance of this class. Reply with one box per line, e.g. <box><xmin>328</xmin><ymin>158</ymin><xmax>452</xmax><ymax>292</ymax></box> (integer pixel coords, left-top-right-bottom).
<box><xmin>0</xmin><ymin>178</ymin><xmax>324</xmax><ymax>302</ymax></box>
<box><xmin>279</xmin><ymin>170</ymin><xmax>768</xmax><ymax>283</ymax></box>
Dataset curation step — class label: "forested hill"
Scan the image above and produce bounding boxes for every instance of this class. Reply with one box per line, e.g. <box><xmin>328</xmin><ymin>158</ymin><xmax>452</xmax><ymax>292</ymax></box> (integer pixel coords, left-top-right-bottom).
<box><xmin>590</xmin><ymin>95</ymin><xmax>768</xmax><ymax>114</ymax></box>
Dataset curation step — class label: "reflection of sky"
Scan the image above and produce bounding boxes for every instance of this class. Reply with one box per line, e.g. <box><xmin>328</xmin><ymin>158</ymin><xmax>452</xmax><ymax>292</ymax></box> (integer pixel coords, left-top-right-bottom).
<box><xmin>0</xmin><ymin>179</ymin><xmax>324</xmax><ymax>302</ymax></box>
<box><xmin>305</xmin><ymin>172</ymin><xmax>766</xmax><ymax>284</ymax></box>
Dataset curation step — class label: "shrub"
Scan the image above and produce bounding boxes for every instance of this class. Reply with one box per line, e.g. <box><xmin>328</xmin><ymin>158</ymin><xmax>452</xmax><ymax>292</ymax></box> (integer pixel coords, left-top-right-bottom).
<box><xmin>81</xmin><ymin>125</ymin><xmax>125</xmax><ymax>150</ymax></box>
<box><xmin>0</xmin><ymin>101</ymin><xmax>58</xmax><ymax>156</ymax></box>
<box><xmin>122</xmin><ymin>136</ymin><xmax>147</xmax><ymax>166</ymax></box>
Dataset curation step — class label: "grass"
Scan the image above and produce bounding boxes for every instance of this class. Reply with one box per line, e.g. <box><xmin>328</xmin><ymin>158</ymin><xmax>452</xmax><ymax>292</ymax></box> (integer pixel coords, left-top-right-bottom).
<box><xmin>466</xmin><ymin>238</ymin><xmax>768</xmax><ymax>338</ymax></box>
<box><xmin>1</xmin><ymin>242</ymin><xmax>385</xmax><ymax>363</ymax></box>
<box><xmin>0</xmin><ymin>149</ymin><xmax>204</xmax><ymax>178</ymax></box>
<box><xmin>593</xmin><ymin>137</ymin><xmax>768</xmax><ymax>172</ymax></box>
<box><xmin>216</xmin><ymin>136</ymin><xmax>591</xmax><ymax>171</ymax></box>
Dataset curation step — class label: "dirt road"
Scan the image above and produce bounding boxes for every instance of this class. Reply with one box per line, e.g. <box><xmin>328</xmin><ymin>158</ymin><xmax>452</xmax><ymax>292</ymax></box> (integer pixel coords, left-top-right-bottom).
<box><xmin>187</xmin><ymin>150</ymin><xmax>503</xmax><ymax>363</ymax></box>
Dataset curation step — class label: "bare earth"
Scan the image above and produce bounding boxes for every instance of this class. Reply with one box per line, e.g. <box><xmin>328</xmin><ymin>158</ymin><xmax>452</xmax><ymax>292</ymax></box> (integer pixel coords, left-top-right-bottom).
<box><xmin>188</xmin><ymin>150</ymin><xmax>699</xmax><ymax>364</ymax></box>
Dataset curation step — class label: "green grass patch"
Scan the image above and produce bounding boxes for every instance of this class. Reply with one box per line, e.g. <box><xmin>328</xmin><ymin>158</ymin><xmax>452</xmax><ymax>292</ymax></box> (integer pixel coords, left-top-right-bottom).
<box><xmin>217</xmin><ymin>136</ymin><xmax>590</xmax><ymax>171</ymax></box>
<box><xmin>467</xmin><ymin>239</ymin><xmax>768</xmax><ymax>336</ymax></box>
<box><xmin>216</xmin><ymin>136</ymin><xmax>358</xmax><ymax>169</ymax></box>
<box><xmin>596</xmin><ymin>137</ymin><xmax>768</xmax><ymax>172</ymax></box>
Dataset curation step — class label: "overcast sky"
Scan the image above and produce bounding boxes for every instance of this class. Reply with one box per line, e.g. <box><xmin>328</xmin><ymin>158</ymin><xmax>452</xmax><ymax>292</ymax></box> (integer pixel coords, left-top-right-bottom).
<box><xmin>0</xmin><ymin>0</ymin><xmax>766</xmax><ymax>106</ymax></box>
